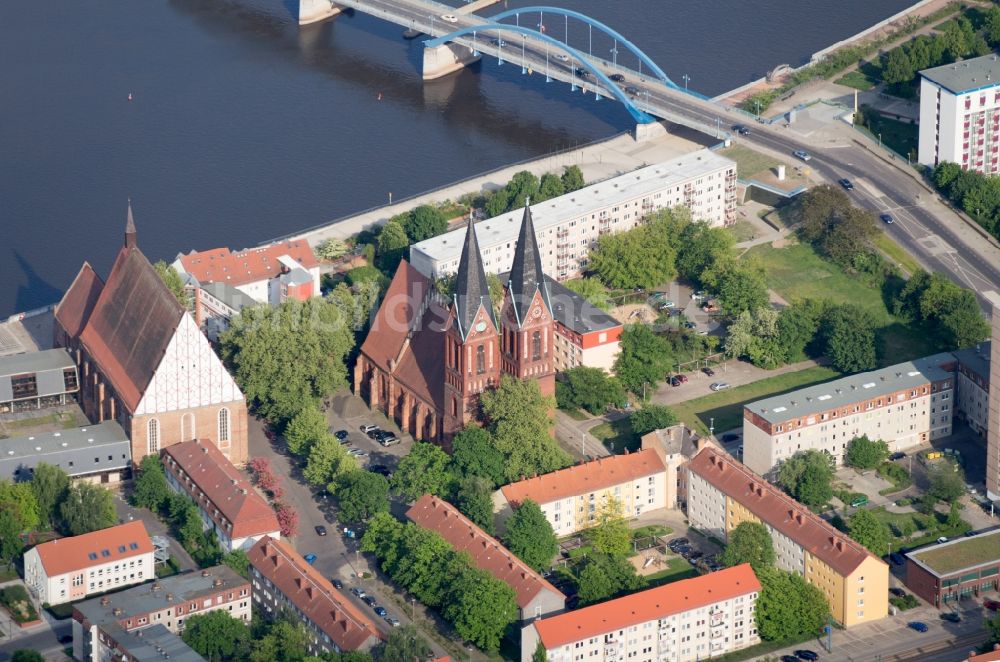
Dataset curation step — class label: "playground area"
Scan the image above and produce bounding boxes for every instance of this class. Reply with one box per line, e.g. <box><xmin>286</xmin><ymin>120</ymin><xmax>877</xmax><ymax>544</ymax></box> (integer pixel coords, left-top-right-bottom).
<box><xmin>628</xmin><ymin>535</ymin><xmax>671</xmax><ymax>576</ymax></box>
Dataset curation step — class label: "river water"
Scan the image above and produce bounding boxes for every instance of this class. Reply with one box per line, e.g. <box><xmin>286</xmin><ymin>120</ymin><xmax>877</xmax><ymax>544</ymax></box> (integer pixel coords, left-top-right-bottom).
<box><xmin>0</xmin><ymin>0</ymin><xmax>915</xmax><ymax>315</ymax></box>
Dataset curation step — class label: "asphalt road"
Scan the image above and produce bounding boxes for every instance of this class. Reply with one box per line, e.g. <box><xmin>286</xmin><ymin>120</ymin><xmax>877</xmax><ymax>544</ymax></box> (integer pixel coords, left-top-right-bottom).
<box><xmin>0</xmin><ymin>621</ymin><xmax>70</xmax><ymax>662</ymax></box>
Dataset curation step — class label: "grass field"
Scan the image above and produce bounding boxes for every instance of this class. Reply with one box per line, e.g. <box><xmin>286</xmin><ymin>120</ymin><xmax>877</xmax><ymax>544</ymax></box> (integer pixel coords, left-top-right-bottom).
<box><xmin>590</xmin><ymin>417</ymin><xmax>638</xmax><ymax>452</ymax></box>
<box><xmin>727</xmin><ymin>220</ymin><xmax>758</xmax><ymax>243</ymax></box>
<box><xmin>863</xmin><ymin>114</ymin><xmax>918</xmax><ymax>159</ymax></box>
<box><xmin>873</xmin><ymin>231</ymin><xmax>922</xmax><ymax>276</ymax></box>
<box><xmin>670</xmin><ymin>365</ymin><xmax>843</xmax><ymax>435</ymax></box>
<box><xmin>719</xmin><ymin>145</ymin><xmax>781</xmax><ymax>179</ymax></box>
<box><xmin>646</xmin><ymin>556</ymin><xmax>699</xmax><ymax>586</ymax></box>
<box><xmin>835</xmin><ymin>69</ymin><xmax>878</xmax><ymax>91</ymax></box>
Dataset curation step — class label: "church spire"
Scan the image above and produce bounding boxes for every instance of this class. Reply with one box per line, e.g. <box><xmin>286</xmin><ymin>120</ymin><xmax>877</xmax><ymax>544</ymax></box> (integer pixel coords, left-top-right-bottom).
<box><xmin>508</xmin><ymin>199</ymin><xmax>550</xmax><ymax>324</ymax></box>
<box><xmin>125</xmin><ymin>199</ymin><xmax>137</xmax><ymax>249</ymax></box>
<box><xmin>452</xmin><ymin>217</ymin><xmax>495</xmax><ymax>340</ymax></box>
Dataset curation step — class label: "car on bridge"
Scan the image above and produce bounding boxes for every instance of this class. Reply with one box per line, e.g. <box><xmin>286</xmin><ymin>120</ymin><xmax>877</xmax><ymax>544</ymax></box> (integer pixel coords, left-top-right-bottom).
<box><xmin>732</xmin><ymin>124</ymin><xmax>750</xmax><ymax>135</ymax></box>
<box><xmin>490</xmin><ymin>38</ymin><xmax>506</xmax><ymax>47</ymax></box>
<box><xmin>440</xmin><ymin>13</ymin><xmax>457</xmax><ymax>23</ymax></box>
<box><xmin>624</xmin><ymin>85</ymin><xmax>639</xmax><ymax>96</ymax></box>
<box><xmin>575</xmin><ymin>67</ymin><xmax>593</xmax><ymax>79</ymax></box>
<box><xmin>793</xmin><ymin>149</ymin><xmax>811</xmax><ymax>161</ymax></box>
<box><xmin>554</xmin><ymin>53</ymin><xmax>570</xmax><ymax>62</ymax></box>
<box><xmin>609</xmin><ymin>73</ymin><xmax>626</xmax><ymax>83</ymax></box>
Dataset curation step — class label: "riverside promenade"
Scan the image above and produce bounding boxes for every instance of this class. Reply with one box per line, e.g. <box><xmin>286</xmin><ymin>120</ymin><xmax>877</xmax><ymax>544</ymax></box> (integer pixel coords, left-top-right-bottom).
<box><xmin>280</xmin><ymin>128</ymin><xmax>712</xmax><ymax>247</ymax></box>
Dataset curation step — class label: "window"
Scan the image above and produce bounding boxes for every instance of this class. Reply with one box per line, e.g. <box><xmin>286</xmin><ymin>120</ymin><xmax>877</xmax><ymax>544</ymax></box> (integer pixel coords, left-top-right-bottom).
<box><xmin>476</xmin><ymin>345</ymin><xmax>486</xmax><ymax>374</ymax></box>
<box><xmin>10</xmin><ymin>374</ymin><xmax>38</xmax><ymax>399</ymax></box>
<box><xmin>218</xmin><ymin>408</ymin><xmax>230</xmax><ymax>442</ymax></box>
<box><xmin>532</xmin><ymin>331</ymin><xmax>542</xmax><ymax>360</ymax></box>
<box><xmin>63</xmin><ymin>368</ymin><xmax>78</xmax><ymax>391</ymax></box>
<box><xmin>148</xmin><ymin>419</ymin><xmax>160</xmax><ymax>454</ymax></box>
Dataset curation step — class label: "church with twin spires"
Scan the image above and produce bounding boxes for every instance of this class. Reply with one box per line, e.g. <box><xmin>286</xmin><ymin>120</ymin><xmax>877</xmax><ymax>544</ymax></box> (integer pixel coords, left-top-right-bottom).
<box><xmin>355</xmin><ymin>204</ymin><xmax>555</xmax><ymax>441</ymax></box>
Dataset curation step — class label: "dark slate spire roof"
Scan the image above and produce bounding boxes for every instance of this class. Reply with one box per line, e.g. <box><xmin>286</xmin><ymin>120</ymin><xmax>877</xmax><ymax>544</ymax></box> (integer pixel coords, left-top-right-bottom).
<box><xmin>125</xmin><ymin>199</ymin><xmax>137</xmax><ymax>249</ymax></box>
<box><xmin>508</xmin><ymin>201</ymin><xmax>551</xmax><ymax>325</ymax></box>
<box><xmin>452</xmin><ymin>218</ymin><xmax>496</xmax><ymax>339</ymax></box>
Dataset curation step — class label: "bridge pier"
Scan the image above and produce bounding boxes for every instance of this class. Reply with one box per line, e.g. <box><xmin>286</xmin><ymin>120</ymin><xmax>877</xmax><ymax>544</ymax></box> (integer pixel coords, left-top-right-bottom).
<box><xmin>633</xmin><ymin>120</ymin><xmax>669</xmax><ymax>143</ymax></box>
<box><xmin>422</xmin><ymin>43</ymin><xmax>481</xmax><ymax>80</ymax></box>
<box><xmin>299</xmin><ymin>0</ymin><xmax>340</xmax><ymax>25</ymax></box>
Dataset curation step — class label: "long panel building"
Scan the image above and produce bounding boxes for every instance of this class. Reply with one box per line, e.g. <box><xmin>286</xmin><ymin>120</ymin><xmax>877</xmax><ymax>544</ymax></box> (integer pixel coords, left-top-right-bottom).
<box><xmin>742</xmin><ymin>353</ymin><xmax>956</xmax><ymax>476</ymax></box>
<box><xmin>409</xmin><ymin>150</ymin><xmax>737</xmax><ymax>281</ymax></box>
<box><xmin>686</xmin><ymin>448</ymin><xmax>888</xmax><ymax>628</ymax></box>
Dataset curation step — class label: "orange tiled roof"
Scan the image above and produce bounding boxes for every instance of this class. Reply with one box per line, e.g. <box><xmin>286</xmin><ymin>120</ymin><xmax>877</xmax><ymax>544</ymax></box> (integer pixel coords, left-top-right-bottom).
<box><xmin>688</xmin><ymin>447</ymin><xmax>882</xmax><ymax>577</ymax></box>
<box><xmin>406</xmin><ymin>495</ymin><xmax>565</xmax><ymax>610</ymax></box>
<box><xmin>500</xmin><ymin>449</ymin><xmax>666</xmax><ymax>506</ymax></box>
<box><xmin>55</xmin><ymin>262</ymin><xmax>105</xmax><ymax>340</ymax></box>
<box><xmin>247</xmin><ymin>537</ymin><xmax>381</xmax><ymax>651</ymax></box>
<box><xmin>177</xmin><ymin>241</ymin><xmax>317</xmax><ymax>288</ymax></box>
<box><xmin>32</xmin><ymin>521</ymin><xmax>153</xmax><ymax>577</ymax></box>
<box><xmin>969</xmin><ymin>647</ymin><xmax>1000</xmax><ymax>661</ymax></box>
<box><xmin>162</xmin><ymin>440</ymin><xmax>279</xmax><ymax>540</ymax></box>
<box><xmin>533</xmin><ymin>564</ymin><xmax>760</xmax><ymax>649</ymax></box>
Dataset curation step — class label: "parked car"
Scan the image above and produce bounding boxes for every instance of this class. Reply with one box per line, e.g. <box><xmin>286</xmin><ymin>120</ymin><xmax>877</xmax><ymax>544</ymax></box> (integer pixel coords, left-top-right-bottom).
<box><xmin>781</xmin><ymin>656</ymin><xmax>801</xmax><ymax>662</ymax></box>
<box><xmin>702</xmin><ymin>367</ymin><xmax>715</xmax><ymax>377</ymax></box>
<box><xmin>351</xmin><ymin>587</ymin><xmax>366</xmax><ymax>598</ymax></box>
<box><xmin>889</xmin><ymin>552</ymin><xmax>905</xmax><ymax>566</ymax></box>
<box><xmin>907</xmin><ymin>621</ymin><xmax>929</xmax><ymax>632</ymax></box>
<box><xmin>609</xmin><ymin>73</ymin><xmax>626</xmax><ymax>82</ymax></box>
<box><xmin>793</xmin><ymin>150</ymin><xmax>811</xmax><ymax>161</ymax></box>
<box><xmin>941</xmin><ymin>612</ymin><xmax>961</xmax><ymax>623</ymax></box>
<box><xmin>334</xmin><ymin>430</ymin><xmax>349</xmax><ymax>440</ymax></box>
<box><xmin>379</xmin><ymin>435</ymin><xmax>401</xmax><ymax>447</ymax></box>
<box><xmin>304</xmin><ymin>553</ymin><xmax>317</xmax><ymax>565</ymax></box>
<box><xmin>683</xmin><ymin>321</ymin><xmax>697</xmax><ymax>329</ymax></box>
<box><xmin>363</xmin><ymin>595</ymin><xmax>378</xmax><ymax>606</ymax></box>
<box><xmin>709</xmin><ymin>382</ymin><xmax>731</xmax><ymax>391</ymax></box>
<box><xmin>937</xmin><ymin>536</ymin><xmax>949</xmax><ymax>544</ymax></box>
<box><xmin>721</xmin><ymin>433</ymin><xmax>740</xmax><ymax>442</ymax></box>
<box><xmin>838</xmin><ymin>178</ymin><xmax>854</xmax><ymax>190</ymax></box>
<box><xmin>385</xmin><ymin>615</ymin><xmax>401</xmax><ymax>627</ymax></box>
<box><xmin>349</xmin><ymin>447</ymin><xmax>368</xmax><ymax>457</ymax></box>
<box><xmin>365</xmin><ymin>428</ymin><xmax>383</xmax><ymax>439</ymax></box>
<box><xmin>315</xmin><ymin>525</ymin><xmax>328</xmax><ymax>536</ymax></box>
<box><xmin>360</xmin><ymin>424</ymin><xmax>378</xmax><ymax>434</ymax></box>
<box><xmin>691</xmin><ymin>291</ymin><xmax>706</xmax><ymax>301</ymax></box>
<box><xmin>332</xmin><ymin>579</ymin><xmax>343</xmax><ymax>589</ymax></box>
<box><xmin>889</xmin><ymin>451</ymin><xmax>906</xmax><ymax>460</ymax></box>
<box><xmin>889</xmin><ymin>587</ymin><xmax>906</xmax><ymax>597</ymax></box>
<box><xmin>794</xmin><ymin>651</ymin><xmax>819</xmax><ymax>661</ymax></box>
<box><xmin>984</xmin><ymin>599</ymin><xmax>1000</xmax><ymax>611</ymax></box>
<box><xmin>880</xmin><ymin>213</ymin><xmax>894</xmax><ymax>224</ymax></box>
<box><xmin>374</xmin><ymin>606</ymin><xmax>388</xmax><ymax>617</ymax></box>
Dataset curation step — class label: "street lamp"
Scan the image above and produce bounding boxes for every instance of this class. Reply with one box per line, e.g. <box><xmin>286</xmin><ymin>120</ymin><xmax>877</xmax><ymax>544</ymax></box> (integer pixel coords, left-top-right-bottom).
<box><xmin>755</xmin><ymin>99</ymin><xmax>761</xmax><ymax>120</ymax></box>
<box><xmin>878</xmin><ymin>133</ymin><xmax>882</xmax><ymax>150</ymax></box>
<box><xmin>610</xmin><ymin>44</ymin><xmax>618</xmax><ymax>70</ymax></box>
<box><xmin>682</xmin><ymin>73</ymin><xmax>690</xmax><ymax>90</ymax></box>
<box><xmin>580</xmin><ymin>432</ymin><xmax>585</xmax><ymax>457</ymax></box>
<box><xmin>388</xmin><ymin>192</ymin><xmax>392</xmax><ymax>205</ymax></box>
<box><xmin>709</xmin><ymin>417</ymin><xmax>715</xmax><ymax>436</ymax></box>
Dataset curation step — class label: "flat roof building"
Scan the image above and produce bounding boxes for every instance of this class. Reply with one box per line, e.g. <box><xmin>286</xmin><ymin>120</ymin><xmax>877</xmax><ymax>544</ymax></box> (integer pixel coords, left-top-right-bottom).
<box><xmin>162</xmin><ymin>439</ymin><xmax>280</xmax><ymax>552</ymax></box>
<box><xmin>686</xmin><ymin>448</ymin><xmax>889</xmax><ymax>628</ymax></box>
<box><xmin>406</xmin><ymin>494</ymin><xmax>565</xmax><ymax>622</ymax></box>
<box><xmin>0</xmin><ymin>420</ymin><xmax>129</xmax><ymax>484</ymax></box>
<box><xmin>96</xmin><ymin>623</ymin><xmax>206</xmax><ymax>662</ymax></box>
<box><xmin>495</xmin><ymin>449</ymin><xmax>668</xmax><ymax>536</ymax></box>
<box><xmin>520</xmin><ymin>564</ymin><xmax>761</xmax><ymax>662</ymax></box>
<box><xmin>0</xmin><ymin>348</ymin><xmax>79</xmax><ymax>413</ymax></box>
<box><xmin>903</xmin><ymin>529</ymin><xmax>1000</xmax><ymax>607</ymax></box>
<box><xmin>72</xmin><ymin>565</ymin><xmax>250</xmax><ymax>662</ymax></box>
<box><xmin>918</xmin><ymin>54</ymin><xmax>1000</xmax><ymax>173</ymax></box>
<box><xmin>410</xmin><ymin>150</ymin><xmax>737</xmax><ymax>281</ymax></box>
<box><xmin>742</xmin><ymin>353</ymin><xmax>956</xmax><ymax>476</ymax></box>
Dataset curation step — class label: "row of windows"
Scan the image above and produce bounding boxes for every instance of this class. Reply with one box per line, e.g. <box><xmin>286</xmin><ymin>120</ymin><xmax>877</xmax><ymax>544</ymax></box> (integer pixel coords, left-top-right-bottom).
<box><xmin>147</xmin><ymin>408</ymin><xmax>230</xmax><ymax>454</ymax></box>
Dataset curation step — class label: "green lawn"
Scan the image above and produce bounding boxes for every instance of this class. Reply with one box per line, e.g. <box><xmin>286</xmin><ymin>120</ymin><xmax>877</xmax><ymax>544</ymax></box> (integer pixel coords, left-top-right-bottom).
<box><xmin>727</xmin><ymin>220</ymin><xmax>758</xmax><ymax>243</ymax></box>
<box><xmin>719</xmin><ymin>145</ymin><xmax>782</xmax><ymax>179</ymax></box>
<box><xmin>646</xmin><ymin>556</ymin><xmax>700</xmax><ymax>586</ymax></box>
<box><xmin>835</xmin><ymin>69</ymin><xmax>877</xmax><ymax>91</ymax></box>
<box><xmin>873</xmin><ymin>231</ymin><xmax>922</xmax><ymax>276</ymax></box>
<box><xmin>590</xmin><ymin>417</ymin><xmax>639</xmax><ymax>452</ymax></box>
<box><xmin>670</xmin><ymin>365</ymin><xmax>843</xmax><ymax>435</ymax></box>
<box><xmin>868</xmin><ymin>506</ymin><xmax>973</xmax><ymax>551</ymax></box>
<box><xmin>863</xmin><ymin>113</ymin><xmax>919</xmax><ymax>159</ymax></box>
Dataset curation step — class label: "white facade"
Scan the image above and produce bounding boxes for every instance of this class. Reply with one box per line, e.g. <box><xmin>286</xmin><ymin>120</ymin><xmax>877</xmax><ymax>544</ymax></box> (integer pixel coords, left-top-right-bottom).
<box><xmin>23</xmin><ymin>546</ymin><xmax>154</xmax><ymax>607</ymax></box>
<box><xmin>410</xmin><ymin>150</ymin><xmax>737</xmax><ymax>280</ymax></box>
<box><xmin>918</xmin><ymin>55</ymin><xmax>1000</xmax><ymax>173</ymax></box>
<box><xmin>538</xmin><ymin>474</ymin><xmax>667</xmax><ymax>537</ymax></box>
<box><xmin>552</xmin><ymin>329</ymin><xmax>620</xmax><ymax>373</ymax></box>
<box><xmin>134</xmin><ymin>313</ymin><xmax>244</xmax><ymax>417</ymax></box>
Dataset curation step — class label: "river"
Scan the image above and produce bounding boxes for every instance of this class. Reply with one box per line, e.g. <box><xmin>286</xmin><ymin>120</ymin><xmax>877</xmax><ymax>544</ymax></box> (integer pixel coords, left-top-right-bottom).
<box><xmin>0</xmin><ymin>0</ymin><xmax>916</xmax><ymax>315</ymax></box>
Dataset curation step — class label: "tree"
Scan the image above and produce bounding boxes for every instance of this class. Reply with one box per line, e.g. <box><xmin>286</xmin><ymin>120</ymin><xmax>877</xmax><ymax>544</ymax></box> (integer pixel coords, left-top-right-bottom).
<box><xmin>822</xmin><ymin>304</ymin><xmax>876</xmax><ymax>373</ymax></box>
<box><xmin>561</xmin><ymin>165</ymin><xmax>585</xmax><ymax>192</ymax></box>
<box><xmin>844</xmin><ymin>435</ymin><xmax>890</xmax><ymax>470</ymax></box>
<box><xmin>928</xmin><ymin>462</ymin><xmax>965</xmax><ymax>503</ymax></box>
<box><xmin>538</xmin><ymin>173</ymin><xmax>565</xmax><ymax>201</ymax></box>
<box><xmin>404</xmin><ymin>205</ymin><xmax>447</xmax><ymax>243</ymax></box>
<box><xmin>675</xmin><ymin>221</ymin><xmax>735</xmax><ymax>285</ymax></box>
<box><xmin>755</xmin><ymin>567</ymin><xmax>830</xmax><ymax>641</ymax></box>
<box><xmin>303</xmin><ymin>434</ymin><xmax>357</xmax><ymax>487</ymax></box>
<box><xmin>532</xmin><ymin>641</ymin><xmax>549</xmax><ymax>662</ymax></box>
<box><xmin>589</xmin><ymin>500</ymin><xmax>632</xmax><ymax>557</ymax></box>
<box><xmin>130</xmin><ymin>455</ymin><xmax>169</xmax><ymax>512</ymax></box>
<box><xmin>629</xmin><ymin>404</ymin><xmax>679</xmax><ymax>436</ymax></box>
<box><xmin>379</xmin><ymin>626</ymin><xmax>431</xmax><ymax>662</ymax></box>
<box><xmin>249</xmin><ymin>618</ymin><xmax>311</xmax><ymax>662</ymax></box>
<box><xmin>556</xmin><ymin>366</ymin><xmax>626</xmax><ymax>415</ymax></box>
<box><xmin>0</xmin><ymin>480</ymin><xmax>40</xmax><ymax>533</ymax></box>
<box><xmin>0</xmin><ymin>510</ymin><xmax>22</xmax><ymax>564</ymax></box>
<box><xmin>590</xmin><ymin>224</ymin><xmax>676</xmax><ymax>290</ymax></box>
<box><xmin>947</xmin><ymin>500</ymin><xmax>962</xmax><ymax>528</ymax></box>
<box><xmin>222</xmin><ymin>550</ymin><xmax>250</xmax><ymax>579</ymax></box>
<box><xmin>720</xmin><ymin>521</ymin><xmax>775</xmax><ymax>574</ymax></box>
<box><xmin>30</xmin><ymin>462</ymin><xmax>69</xmax><ymax>530</ymax></box>
<box><xmin>454</xmin><ymin>476</ymin><xmax>496</xmax><ymax>535</ymax></box>
<box><xmin>987</xmin><ymin>5</ymin><xmax>1000</xmax><ymax>46</ymax></box>
<box><xmin>283</xmin><ymin>405</ymin><xmax>329</xmax><ymax>457</ymax></box>
<box><xmin>562</xmin><ymin>277</ymin><xmax>610</xmax><ymax>311</ymax></box>
<box><xmin>504</xmin><ymin>500</ymin><xmax>558</xmax><ymax>571</ymax></box>
<box><xmin>778</xmin><ymin>450</ymin><xmax>835</xmax><ymax>508</ymax></box>
<box><xmin>376</xmin><ymin>220</ymin><xmax>410</xmax><ymax>273</ymax></box>
<box><xmin>575</xmin><ymin>552</ymin><xmax>646</xmax><ymax>605</ymax></box>
<box><xmin>576</xmin><ymin>560</ymin><xmax>615</xmax><ymax>605</ymax></box>
<box><xmin>481</xmin><ymin>376</ymin><xmax>569</xmax><ymax>482</ymax></box>
<box><xmin>777</xmin><ymin>299</ymin><xmax>827</xmax><ymax>363</ymax></box>
<box><xmin>391</xmin><ymin>442</ymin><xmax>454</xmax><ymax>502</ymax></box>
<box><xmin>725</xmin><ymin>307</ymin><xmax>785</xmax><ymax>369</ymax></box>
<box><xmin>182</xmin><ymin>610</ymin><xmax>251</xmax><ymax>661</ymax></box>
<box><xmin>335</xmin><ymin>471</ymin><xmax>390</xmax><ymax>523</ymax></box>
<box><xmin>614</xmin><ymin>324</ymin><xmax>674</xmax><ymax>395</ymax></box>
<box><xmin>11</xmin><ymin>652</ymin><xmax>44</xmax><ymax>662</ymax></box>
<box><xmin>59</xmin><ymin>482</ymin><xmax>116</xmax><ymax>536</ymax></box>
<box><xmin>987</xmin><ymin>612</ymin><xmax>1000</xmax><ymax>650</ymax></box>
<box><xmin>450</xmin><ymin>426</ymin><xmax>505</xmax><ymax>487</ymax></box>
<box><xmin>274</xmin><ymin>502</ymin><xmax>299</xmax><ymax>538</ymax></box>
<box><xmin>220</xmin><ymin>297</ymin><xmax>357</xmax><ymax>426</ymax></box>
<box><xmin>443</xmin><ymin>566</ymin><xmax>518</xmax><ymax>651</ymax></box>
<box><xmin>847</xmin><ymin>509</ymin><xmax>891</xmax><ymax>557</ymax></box>
<box><xmin>713</xmin><ymin>261</ymin><xmax>769</xmax><ymax>316</ymax></box>
<box><xmin>153</xmin><ymin>260</ymin><xmax>191</xmax><ymax>309</ymax></box>
<box><xmin>314</xmin><ymin>237</ymin><xmax>349</xmax><ymax>261</ymax></box>
<box><xmin>881</xmin><ymin>47</ymin><xmax>916</xmax><ymax>86</ymax></box>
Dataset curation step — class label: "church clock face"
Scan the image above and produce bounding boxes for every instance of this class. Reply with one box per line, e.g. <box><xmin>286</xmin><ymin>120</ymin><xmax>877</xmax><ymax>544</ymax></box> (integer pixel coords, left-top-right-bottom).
<box><xmin>475</xmin><ymin>321</ymin><xmax>487</xmax><ymax>333</ymax></box>
<box><xmin>532</xmin><ymin>306</ymin><xmax>541</xmax><ymax>318</ymax></box>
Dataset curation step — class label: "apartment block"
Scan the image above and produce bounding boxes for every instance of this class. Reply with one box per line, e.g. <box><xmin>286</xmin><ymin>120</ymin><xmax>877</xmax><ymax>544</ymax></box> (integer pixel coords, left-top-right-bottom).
<box><xmin>547</xmin><ymin>277</ymin><xmax>623</xmax><ymax>373</ymax></box>
<box><xmin>918</xmin><ymin>54</ymin><xmax>1000</xmax><ymax>173</ymax></box>
<box><xmin>988</xmin><ymin>300</ymin><xmax>1000</xmax><ymax>501</ymax></box>
<box><xmin>410</xmin><ymin>150</ymin><xmax>737</xmax><ymax>281</ymax></box>
<box><xmin>742</xmin><ymin>353</ymin><xmax>956</xmax><ymax>476</ymax></box>
<box><xmin>248</xmin><ymin>536</ymin><xmax>381</xmax><ymax>653</ymax></box>
<box><xmin>686</xmin><ymin>448</ymin><xmax>888</xmax><ymax>628</ymax></box>
<box><xmin>495</xmin><ymin>449</ymin><xmax>667</xmax><ymax>536</ymax></box>
<box><xmin>23</xmin><ymin>521</ymin><xmax>155</xmax><ymax>606</ymax></box>
<box><xmin>406</xmin><ymin>495</ymin><xmax>565</xmax><ymax>622</ymax></box>
<box><xmin>161</xmin><ymin>439</ymin><xmax>280</xmax><ymax>552</ymax></box>
<box><xmin>71</xmin><ymin>565</ymin><xmax>250</xmax><ymax>661</ymax></box>
<box><xmin>953</xmin><ymin>342</ymin><xmax>991</xmax><ymax>437</ymax></box>
<box><xmin>520</xmin><ymin>564</ymin><xmax>760</xmax><ymax>662</ymax></box>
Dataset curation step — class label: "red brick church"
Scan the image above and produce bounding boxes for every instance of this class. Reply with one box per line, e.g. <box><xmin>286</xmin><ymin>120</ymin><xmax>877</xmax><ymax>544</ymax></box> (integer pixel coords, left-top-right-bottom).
<box><xmin>355</xmin><ymin>205</ymin><xmax>555</xmax><ymax>441</ymax></box>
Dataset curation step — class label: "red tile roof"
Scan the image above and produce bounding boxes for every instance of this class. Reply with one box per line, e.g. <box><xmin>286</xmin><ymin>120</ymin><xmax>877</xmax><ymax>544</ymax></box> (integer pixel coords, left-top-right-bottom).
<box><xmin>359</xmin><ymin>261</ymin><xmax>433</xmax><ymax>374</ymax></box>
<box><xmin>247</xmin><ymin>537</ymin><xmax>381</xmax><ymax>651</ymax></box>
<box><xmin>532</xmin><ymin>564</ymin><xmax>760</xmax><ymax>649</ymax></box>
<box><xmin>688</xmin><ymin>447</ymin><xmax>882</xmax><ymax>577</ymax></box>
<box><xmin>177</xmin><ymin>241</ymin><xmax>318</xmax><ymax>288</ymax></box>
<box><xmin>32</xmin><ymin>521</ymin><xmax>153</xmax><ymax>577</ymax></box>
<box><xmin>77</xmin><ymin>245</ymin><xmax>185</xmax><ymax>410</ymax></box>
<box><xmin>55</xmin><ymin>262</ymin><xmax>105</xmax><ymax>340</ymax></box>
<box><xmin>969</xmin><ymin>647</ymin><xmax>1000</xmax><ymax>662</ymax></box>
<box><xmin>500</xmin><ymin>449</ymin><xmax>666</xmax><ymax>506</ymax></box>
<box><xmin>162</xmin><ymin>440</ymin><xmax>279</xmax><ymax>540</ymax></box>
<box><xmin>406</xmin><ymin>495</ymin><xmax>565</xmax><ymax>610</ymax></box>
